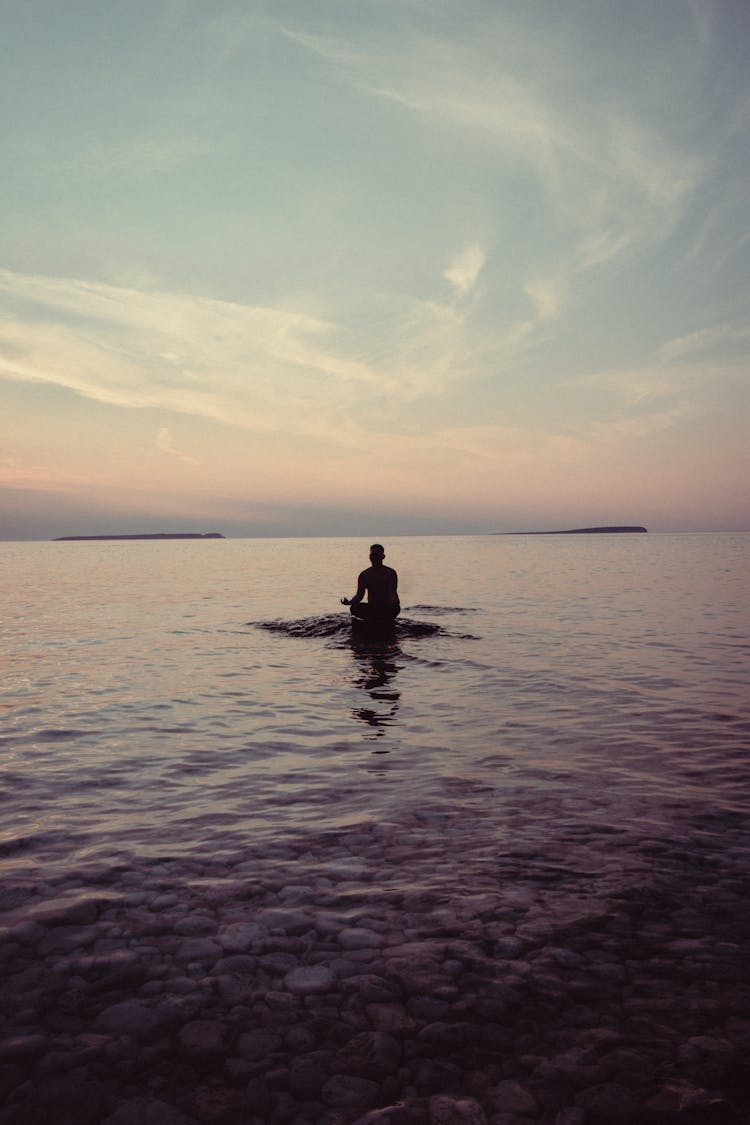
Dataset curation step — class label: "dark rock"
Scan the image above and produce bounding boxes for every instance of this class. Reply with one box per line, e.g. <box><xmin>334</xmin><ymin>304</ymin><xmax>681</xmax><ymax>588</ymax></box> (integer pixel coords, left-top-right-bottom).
<box><xmin>645</xmin><ymin>1081</ymin><xmax>731</xmax><ymax>1115</ymax></box>
<box><xmin>235</xmin><ymin>1028</ymin><xmax>282</xmax><ymax>1062</ymax></box>
<box><xmin>284</xmin><ymin>965</ymin><xmax>336</xmax><ymax>995</ymax></box>
<box><xmin>259</xmin><ymin>951</ymin><xmax>300</xmax><ymax>973</ymax></box>
<box><xmin>407</xmin><ymin>996</ymin><xmax>452</xmax><ymax>1021</ymax></box>
<box><xmin>174</xmin><ymin>937</ymin><xmax>222</xmax><ymax>964</ymax></box>
<box><xmin>486</xmin><ymin>1079</ymin><xmax>539</xmax><ymax>1117</ymax></box>
<box><xmin>289</xmin><ymin>1053</ymin><xmax>327</xmax><ymax>1098</ymax></box>
<box><xmin>428</xmin><ymin>1093</ymin><xmax>488</xmax><ymax>1123</ymax></box>
<box><xmin>332</xmin><ymin>1030</ymin><xmax>402</xmax><ymax>1080</ymax></box>
<box><xmin>102</xmin><ymin>1098</ymin><xmax>197</xmax><ymax>1125</ymax></box>
<box><xmin>416</xmin><ymin>1021</ymin><xmax>474</xmax><ymax>1053</ymax></box>
<box><xmin>96</xmin><ymin>999</ymin><xmax>163</xmax><ymax>1038</ymax></box>
<box><xmin>352</xmin><ymin>1105</ymin><xmax>416</xmax><ymax>1124</ymax></box>
<box><xmin>0</xmin><ymin>1074</ymin><xmax>110</xmax><ymax>1125</ymax></box>
<box><xmin>322</xmin><ymin>1073</ymin><xmax>381</xmax><ymax>1109</ymax></box>
<box><xmin>31</xmin><ymin>894</ymin><xmax>109</xmax><ymax>927</ymax></box>
<box><xmin>552</xmin><ymin>1111</ymin><xmax>586</xmax><ymax>1125</ymax></box>
<box><xmin>575</xmin><ymin>1081</ymin><xmax>641</xmax><ymax>1122</ymax></box>
<box><xmin>0</xmin><ymin>1035</ymin><xmax>49</xmax><ymax>1062</ymax></box>
<box><xmin>0</xmin><ymin>1065</ymin><xmax>26</xmax><ymax>1100</ymax></box>
<box><xmin>177</xmin><ymin>1019</ymin><xmax>227</xmax><ymax>1058</ymax></box>
<box><xmin>349</xmin><ymin>974</ymin><xmax>401</xmax><ymax>1002</ymax></box>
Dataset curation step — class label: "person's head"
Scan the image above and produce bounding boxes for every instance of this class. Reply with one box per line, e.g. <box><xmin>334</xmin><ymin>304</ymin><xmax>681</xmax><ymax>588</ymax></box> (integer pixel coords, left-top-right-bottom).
<box><xmin>369</xmin><ymin>543</ymin><xmax>385</xmax><ymax>564</ymax></box>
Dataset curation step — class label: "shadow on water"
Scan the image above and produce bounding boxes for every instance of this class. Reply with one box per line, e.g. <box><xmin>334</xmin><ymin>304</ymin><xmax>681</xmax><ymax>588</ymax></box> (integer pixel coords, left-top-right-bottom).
<box><xmin>254</xmin><ymin>612</ymin><xmax>451</xmax><ymax>757</ymax></box>
<box><xmin>254</xmin><ymin>610</ymin><xmax>477</xmax><ymax>762</ymax></box>
<box><xmin>253</xmin><ymin>608</ymin><xmax>472</xmax><ymax>643</ymax></box>
<box><xmin>348</xmin><ymin>630</ymin><xmax>402</xmax><ymax>739</ymax></box>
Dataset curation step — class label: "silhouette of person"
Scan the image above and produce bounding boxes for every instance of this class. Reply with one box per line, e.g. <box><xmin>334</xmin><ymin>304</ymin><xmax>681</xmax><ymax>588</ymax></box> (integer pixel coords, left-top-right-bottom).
<box><xmin>341</xmin><ymin>544</ymin><xmax>400</xmax><ymax>623</ymax></box>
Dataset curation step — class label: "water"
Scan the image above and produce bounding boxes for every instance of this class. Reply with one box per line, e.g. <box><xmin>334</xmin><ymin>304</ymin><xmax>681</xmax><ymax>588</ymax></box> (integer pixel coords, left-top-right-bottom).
<box><xmin>3</xmin><ymin>533</ymin><xmax>748</xmax><ymax>908</ymax></box>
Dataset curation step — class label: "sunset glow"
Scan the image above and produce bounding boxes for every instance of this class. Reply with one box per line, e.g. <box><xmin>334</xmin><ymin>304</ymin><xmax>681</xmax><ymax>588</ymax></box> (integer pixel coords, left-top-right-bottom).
<box><xmin>2</xmin><ymin>1</ymin><xmax>748</xmax><ymax>537</ymax></box>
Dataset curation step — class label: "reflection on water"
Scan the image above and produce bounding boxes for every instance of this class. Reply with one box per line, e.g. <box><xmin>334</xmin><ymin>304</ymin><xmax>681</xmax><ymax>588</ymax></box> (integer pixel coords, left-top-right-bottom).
<box><xmin>348</xmin><ymin>633</ymin><xmax>402</xmax><ymax>737</ymax></box>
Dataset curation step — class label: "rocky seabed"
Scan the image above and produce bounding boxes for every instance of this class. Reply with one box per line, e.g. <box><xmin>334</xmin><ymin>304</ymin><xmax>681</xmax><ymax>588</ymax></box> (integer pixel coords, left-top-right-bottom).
<box><xmin>1</xmin><ymin>825</ymin><xmax>749</xmax><ymax>1125</ymax></box>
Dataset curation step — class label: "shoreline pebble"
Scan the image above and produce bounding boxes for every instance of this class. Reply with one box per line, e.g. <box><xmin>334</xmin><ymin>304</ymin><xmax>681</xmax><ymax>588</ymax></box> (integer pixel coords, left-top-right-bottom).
<box><xmin>2</xmin><ymin>822</ymin><xmax>749</xmax><ymax>1124</ymax></box>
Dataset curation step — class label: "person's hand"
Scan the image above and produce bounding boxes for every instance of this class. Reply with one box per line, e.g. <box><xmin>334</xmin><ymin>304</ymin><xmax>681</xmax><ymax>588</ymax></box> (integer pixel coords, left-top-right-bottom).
<box><xmin>340</xmin><ymin>597</ymin><xmax>350</xmax><ymax>605</ymax></box>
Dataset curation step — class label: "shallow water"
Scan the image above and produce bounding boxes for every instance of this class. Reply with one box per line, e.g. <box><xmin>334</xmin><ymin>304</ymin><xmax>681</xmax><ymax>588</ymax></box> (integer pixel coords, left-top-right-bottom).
<box><xmin>3</xmin><ymin>534</ymin><xmax>750</xmax><ymax>1121</ymax></box>
<box><xmin>3</xmin><ymin>533</ymin><xmax>748</xmax><ymax>905</ymax></box>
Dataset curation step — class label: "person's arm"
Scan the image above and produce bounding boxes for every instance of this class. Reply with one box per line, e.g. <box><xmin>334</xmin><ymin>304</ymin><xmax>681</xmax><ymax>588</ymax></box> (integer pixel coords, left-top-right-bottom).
<box><xmin>389</xmin><ymin>569</ymin><xmax>400</xmax><ymax>608</ymax></box>
<box><xmin>341</xmin><ymin>571</ymin><xmax>367</xmax><ymax>606</ymax></box>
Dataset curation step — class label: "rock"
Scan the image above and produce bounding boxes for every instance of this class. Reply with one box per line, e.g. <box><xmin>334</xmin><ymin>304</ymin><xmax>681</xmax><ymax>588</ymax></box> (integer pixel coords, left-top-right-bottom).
<box><xmin>235</xmin><ymin>1028</ymin><xmax>282</xmax><ymax>1061</ymax></box>
<box><xmin>96</xmin><ymin>999</ymin><xmax>161</xmax><ymax>1038</ymax></box>
<box><xmin>407</xmin><ymin>996</ymin><xmax>451</xmax><ymax>1021</ymax></box>
<box><xmin>0</xmin><ymin>1034</ymin><xmax>49</xmax><ymax>1061</ymax></box>
<box><xmin>4</xmin><ymin>1073</ymin><xmax>109</xmax><ymax>1125</ymax></box>
<box><xmin>677</xmin><ymin>1035</ymin><xmax>734</xmax><ymax>1063</ymax></box>
<box><xmin>322</xmin><ymin>1073</ymin><xmax>381</xmax><ymax>1109</ymax></box>
<box><xmin>61</xmin><ymin>948</ymin><xmax>145</xmax><ymax>987</ymax></box>
<box><xmin>417</xmin><ymin>1021</ymin><xmax>474</xmax><ymax>1051</ymax></box>
<box><xmin>184</xmin><ymin>1084</ymin><xmax>244</xmax><ymax>1122</ymax></box>
<box><xmin>102</xmin><ymin>1096</ymin><xmax>197</xmax><ymax>1124</ymax></box>
<box><xmin>575</xmin><ymin>1082</ymin><xmax>641</xmax><ymax>1122</ymax></box>
<box><xmin>38</xmin><ymin>1034</ymin><xmax>112</xmax><ymax>1074</ymax></box>
<box><xmin>259</xmin><ymin>950</ymin><xmax>299</xmax><ymax>973</ymax></box>
<box><xmin>553</xmin><ymin>1111</ymin><xmax>586</xmax><ymax>1125</ymax></box>
<box><xmin>332</xmin><ymin>1030</ymin><xmax>402</xmax><ymax>1080</ymax></box>
<box><xmin>349</xmin><ymin>974</ymin><xmax>401</xmax><ymax>1002</ymax></box>
<box><xmin>353</xmin><ymin>1105</ymin><xmax>414</xmax><ymax>1124</ymax></box>
<box><xmin>289</xmin><ymin>1053</ymin><xmax>327</xmax><ymax>1098</ymax></box>
<box><xmin>545</xmin><ymin>947</ymin><xmax>585</xmax><ymax>968</ymax></box>
<box><xmin>0</xmin><ymin>1064</ymin><xmax>26</xmax><ymax>1099</ymax></box>
<box><xmin>37</xmin><ymin>924</ymin><xmax>99</xmax><ymax>954</ymax></box>
<box><xmin>284</xmin><ymin>964</ymin><xmax>336</xmax><ymax>995</ymax></box>
<box><xmin>177</xmin><ymin>1019</ymin><xmax>226</xmax><ymax>1058</ymax></box>
<box><xmin>210</xmin><ymin>953</ymin><xmax>257</xmax><ymax>974</ymax></box>
<box><xmin>366</xmin><ymin>1003</ymin><xmax>417</xmax><ymax>1033</ymax></box>
<box><xmin>263</xmin><ymin>989</ymin><xmax>300</xmax><ymax>1013</ymax></box>
<box><xmin>487</xmin><ymin>1080</ymin><xmax>539</xmax><ymax>1117</ymax></box>
<box><xmin>277</xmin><ymin>884</ymin><xmax>311</xmax><ymax>903</ymax></box>
<box><xmin>31</xmin><ymin>894</ymin><xmax>107</xmax><ymax>927</ymax></box>
<box><xmin>339</xmin><ymin>927</ymin><xmax>386</xmax><ymax>950</ymax></box>
<box><xmin>646</xmin><ymin>1081</ymin><xmax>730</xmax><ymax>1114</ymax></box>
<box><xmin>215</xmin><ymin>921</ymin><xmax>265</xmax><ymax>952</ymax></box>
<box><xmin>258</xmin><ymin>908</ymin><xmax>313</xmax><ymax>935</ymax></box>
<box><xmin>174</xmin><ymin>915</ymin><xmax>215</xmax><ymax>937</ymax></box>
<box><xmin>174</xmin><ymin>937</ymin><xmax>222</xmax><ymax>963</ymax></box>
<box><xmin>429</xmin><ymin>1093</ymin><xmax>488</xmax><ymax>1123</ymax></box>
<box><xmin>152</xmin><ymin>994</ymin><xmax>203</xmax><ymax>1029</ymax></box>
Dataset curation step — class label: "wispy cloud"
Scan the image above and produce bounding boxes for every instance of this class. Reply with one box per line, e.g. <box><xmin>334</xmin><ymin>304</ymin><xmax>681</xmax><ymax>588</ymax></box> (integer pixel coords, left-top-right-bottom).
<box><xmin>0</xmin><ymin>267</ymin><xmax>475</xmax><ymax>442</ymax></box>
<box><xmin>444</xmin><ymin>243</ymin><xmax>486</xmax><ymax>297</ymax></box>
<box><xmin>285</xmin><ymin>11</ymin><xmax>707</xmax><ymax>275</ymax></box>
<box><xmin>523</xmin><ymin>277</ymin><xmax>563</xmax><ymax>321</ymax></box>
<box><xmin>656</xmin><ymin>323</ymin><xmax>750</xmax><ymax>362</ymax></box>
<box><xmin>155</xmin><ymin>427</ymin><xmax>200</xmax><ymax>466</ymax></box>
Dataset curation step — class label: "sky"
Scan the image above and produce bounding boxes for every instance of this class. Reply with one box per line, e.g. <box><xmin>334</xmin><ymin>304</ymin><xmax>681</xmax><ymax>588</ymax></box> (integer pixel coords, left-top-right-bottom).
<box><xmin>1</xmin><ymin>0</ymin><xmax>749</xmax><ymax>539</ymax></box>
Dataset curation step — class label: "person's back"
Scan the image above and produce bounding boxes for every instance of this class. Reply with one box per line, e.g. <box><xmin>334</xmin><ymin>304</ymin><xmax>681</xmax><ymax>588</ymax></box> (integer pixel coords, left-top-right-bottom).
<box><xmin>341</xmin><ymin>544</ymin><xmax>400</xmax><ymax>622</ymax></box>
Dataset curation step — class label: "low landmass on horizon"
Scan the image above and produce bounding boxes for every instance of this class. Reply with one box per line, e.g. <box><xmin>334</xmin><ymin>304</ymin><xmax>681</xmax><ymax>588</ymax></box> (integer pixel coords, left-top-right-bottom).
<box><xmin>53</xmin><ymin>532</ymin><xmax>225</xmax><ymax>541</ymax></box>
<box><xmin>51</xmin><ymin>527</ymin><xmax>648</xmax><ymax>541</ymax></box>
<box><xmin>498</xmin><ymin>526</ymin><xmax>648</xmax><ymax>535</ymax></box>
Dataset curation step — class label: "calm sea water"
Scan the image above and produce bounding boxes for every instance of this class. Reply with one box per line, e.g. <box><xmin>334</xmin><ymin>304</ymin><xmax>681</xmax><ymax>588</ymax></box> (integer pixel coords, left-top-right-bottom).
<box><xmin>2</xmin><ymin>533</ymin><xmax>749</xmax><ymax>909</ymax></box>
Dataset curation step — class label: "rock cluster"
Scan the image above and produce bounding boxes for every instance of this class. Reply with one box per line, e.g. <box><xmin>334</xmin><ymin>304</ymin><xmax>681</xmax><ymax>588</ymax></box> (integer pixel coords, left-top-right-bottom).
<box><xmin>1</xmin><ymin>826</ymin><xmax>749</xmax><ymax>1124</ymax></box>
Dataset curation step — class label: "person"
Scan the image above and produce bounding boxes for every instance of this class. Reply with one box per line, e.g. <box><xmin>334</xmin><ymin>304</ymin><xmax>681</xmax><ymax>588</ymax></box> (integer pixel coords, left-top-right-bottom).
<box><xmin>341</xmin><ymin>544</ymin><xmax>400</xmax><ymax>623</ymax></box>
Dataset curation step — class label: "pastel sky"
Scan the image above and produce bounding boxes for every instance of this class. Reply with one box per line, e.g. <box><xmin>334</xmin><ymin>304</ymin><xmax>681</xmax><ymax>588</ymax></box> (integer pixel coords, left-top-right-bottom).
<box><xmin>2</xmin><ymin>0</ymin><xmax>749</xmax><ymax>538</ymax></box>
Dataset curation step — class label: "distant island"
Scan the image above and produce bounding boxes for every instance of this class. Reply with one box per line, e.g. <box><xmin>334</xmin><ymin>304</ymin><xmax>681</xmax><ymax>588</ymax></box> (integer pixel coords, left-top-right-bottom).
<box><xmin>498</xmin><ymin>526</ymin><xmax>648</xmax><ymax>535</ymax></box>
<box><xmin>54</xmin><ymin>532</ymin><xmax>225</xmax><ymax>541</ymax></box>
